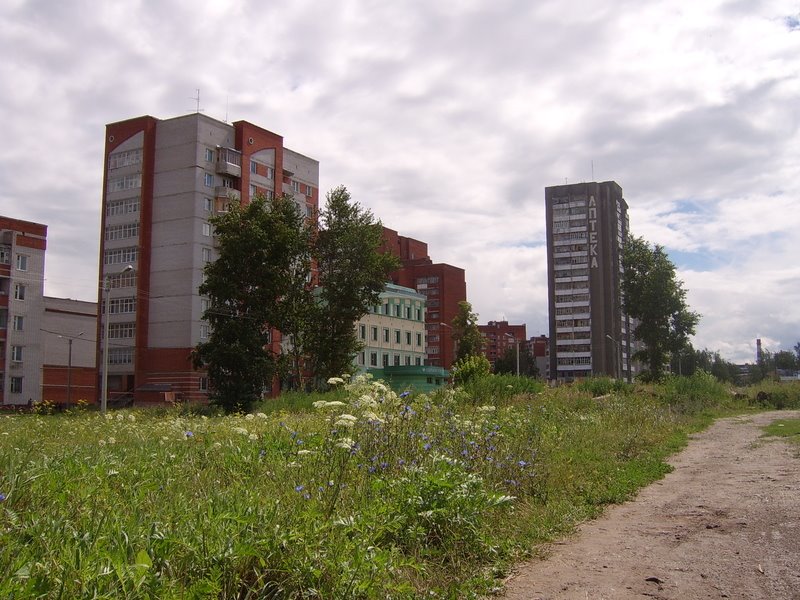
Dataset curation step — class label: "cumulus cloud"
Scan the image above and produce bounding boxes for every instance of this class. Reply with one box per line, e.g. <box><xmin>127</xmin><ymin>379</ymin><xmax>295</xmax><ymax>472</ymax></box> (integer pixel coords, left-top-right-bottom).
<box><xmin>1</xmin><ymin>0</ymin><xmax>798</xmax><ymax>363</ymax></box>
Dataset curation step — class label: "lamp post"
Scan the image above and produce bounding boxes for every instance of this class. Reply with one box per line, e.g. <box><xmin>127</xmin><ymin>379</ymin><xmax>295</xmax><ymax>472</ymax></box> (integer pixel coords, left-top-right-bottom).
<box><xmin>102</xmin><ymin>265</ymin><xmax>133</xmax><ymax>414</ymax></box>
<box><xmin>58</xmin><ymin>331</ymin><xmax>84</xmax><ymax>404</ymax></box>
<box><xmin>606</xmin><ymin>334</ymin><xmax>620</xmax><ymax>380</ymax></box>
<box><xmin>505</xmin><ymin>333</ymin><xmax>520</xmax><ymax>376</ymax></box>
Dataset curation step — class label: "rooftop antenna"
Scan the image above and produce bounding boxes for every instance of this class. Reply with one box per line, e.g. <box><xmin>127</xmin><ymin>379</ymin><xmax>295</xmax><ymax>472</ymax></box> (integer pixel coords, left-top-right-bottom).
<box><xmin>189</xmin><ymin>89</ymin><xmax>204</xmax><ymax>114</ymax></box>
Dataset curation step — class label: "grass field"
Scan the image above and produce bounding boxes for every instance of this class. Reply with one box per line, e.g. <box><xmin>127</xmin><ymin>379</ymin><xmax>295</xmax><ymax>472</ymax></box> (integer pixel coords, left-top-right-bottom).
<box><xmin>1</xmin><ymin>373</ymin><xmax>797</xmax><ymax>598</ymax></box>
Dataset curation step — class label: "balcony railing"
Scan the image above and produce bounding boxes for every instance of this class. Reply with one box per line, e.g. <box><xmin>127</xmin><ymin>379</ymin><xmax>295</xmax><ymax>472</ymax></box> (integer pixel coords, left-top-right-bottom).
<box><xmin>216</xmin><ymin>147</ymin><xmax>242</xmax><ymax>178</ymax></box>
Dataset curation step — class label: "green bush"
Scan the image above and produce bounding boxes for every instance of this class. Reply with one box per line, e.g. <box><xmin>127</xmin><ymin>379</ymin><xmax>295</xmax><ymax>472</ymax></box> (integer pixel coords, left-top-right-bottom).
<box><xmin>451</xmin><ymin>354</ymin><xmax>491</xmax><ymax>385</ymax></box>
<box><xmin>459</xmin><ymin>373</ymin><xmax>544</xmax><ymax>404</ymax></box>
<box><xmin>575</xmin><ymin>376</ymin><xmax>631</xmax><ymax>397</ymax></box>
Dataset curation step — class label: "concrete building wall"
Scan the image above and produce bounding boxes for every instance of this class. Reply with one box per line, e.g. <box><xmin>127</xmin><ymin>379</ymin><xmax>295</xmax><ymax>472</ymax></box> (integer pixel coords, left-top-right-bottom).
<box><xmin>545</xmin><ymin>181</ymin><xmax>630</xmax><ymax>382</ymax></box>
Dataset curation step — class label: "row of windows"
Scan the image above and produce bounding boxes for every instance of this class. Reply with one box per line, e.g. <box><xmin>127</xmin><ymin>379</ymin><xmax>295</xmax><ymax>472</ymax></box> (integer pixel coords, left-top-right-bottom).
<box><xmin>359</xmin><ymin>352</ymin><xmax>423</xmax><ymax>368</ymax></box>
<box><xmin>553</xmin><ymin>231</ymin><xmax>588</xmax><ymax>243</ymax></box>
<box><xmin>105</xmin><ymin>223</ymin><xmax>139</xmax><ymax>241</ymax></box>
<box><xmin>108</xmin><ymin>347</ymin><xmax>133</xmax><ymax>365</ymax></box>
<box><xmin>556</xmin><ymin>318</ymin><xmax>591</xmax><ymax>328</ymax></box>
<box><xmin>0</xmin><ymin>252</ymin><xmax>30</xmax><ymax>270</ymax></box>
<box><xmin>557</xmin><ymin>357</ymin><xmax>592</xmax><ymax>366</ymax></box>
<box><xmin>558</xmin><ymin>344</ymin><xmax>592</xmax><ymax>352</ymax></box>
<box><xmin>359</xmin><ymin>325</ymin><xmax>423</xmax><ymax>346</ymax></box>
<box><xmin>369</xmin><ymin>302</ymin><xmax>423</xmax><ymax>321</ymax></box>
<box><xmin>108</xmin><ymin>174</ymin><xmax>141</xmax><ymax>193</ymax></box>
<box><xmin>249</xmin><ymin>159</ymin><xmax>275</xmax><ymax>180</ymax></box>
<box><xmin>416</xmin><ymin>276</ymin><xmax>440</xmax><ymax>285</ymax></box>
<box><xmin>108</xmin><ymin>322</ymin><xmax>136</xmax><ymax>339</ymax></box>
<box><xmin>108</xmin><ymin>149</ymin><xmax>142</xmax><ymax>170</ymax></box>
<box><xmin>554</xmin><ymin>282</ymin><xmax>589</xmax><ymax>292</ymax></box>
<box><xmin>107</xmin><ymin>271</ymin><xmax>137</xmax><ymax>289</ymax></box>
<box><xmin>104</xmin><ymin>247</ymin><xmax>138</xmax><ymax>265</ymax></box>
<box><xmin>556</xmin><ymin>294</ymin><xmax>590</xmax><ymax>303</ymax></box>
<box><xmin>107</xmin><ymin>197</ymin><xmax>140</xmax><ymax>217</ymax></box>
<box><xmin>108</xmin><ymin>297</ymin><xmax>136</xmax><ymax>314</ymax></box>
<box><xmin>554</xmin><ymin>256</ymin><xmax>589</xmax><ymax>266</ymax></box>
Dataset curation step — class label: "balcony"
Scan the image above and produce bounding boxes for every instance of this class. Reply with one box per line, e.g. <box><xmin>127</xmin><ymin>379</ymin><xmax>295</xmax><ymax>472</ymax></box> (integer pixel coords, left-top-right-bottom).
<box><xmin>216</xmin><ymin>147</ymin><xmax>242</xmax><ymax>178</ymax></box>
<box><xmin>215</xmin><ymin>186</ymin><xmax>241</xmax><ymax>203</ymax></box>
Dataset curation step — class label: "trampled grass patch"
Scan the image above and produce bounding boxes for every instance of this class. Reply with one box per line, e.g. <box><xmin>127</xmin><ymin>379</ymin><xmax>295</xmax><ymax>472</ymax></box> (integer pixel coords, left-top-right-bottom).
<box><xmin>0</xmin><ymin>373</ymin><xmax>747</xmax><ymax>598</ymax></box>
<box><xmin>762</xmin><ymin>418</ymin><xmax>800</xmax><ymax>445</ymax></box>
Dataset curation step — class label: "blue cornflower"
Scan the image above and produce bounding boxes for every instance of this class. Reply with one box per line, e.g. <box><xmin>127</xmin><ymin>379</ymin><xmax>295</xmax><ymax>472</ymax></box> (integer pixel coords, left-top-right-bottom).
<box><xmin>185</xmin><ymin>431</ymin><xmax>194</xmax><ymax>437</ymax></box>
<box><xmin>380</xmin><ymin>461</ymin><xmax>389</xmax><ymax>469</ymax></box>
<box><xmin>368</xmin><ymin>466</ymin><xmax>376</xmax><ymax>473</ymax></box>
<box><xmin>461</xmin><ymin>449</ymin><xmax>469</xmax><ymax>457</ymax></box>
<box><xmin>518</xmin><ymin>460</ymin><xmax>528</xmax><ymax>468</ymax></box>
<box><xmin>294</xmin><ymin>485</ymin><xmax>304</xmax><ymax>493</ymax></box>
<box><xmin>296</xmin><ymin>439</ymin><xmax>304</xmax><ymax>445</ymax></box>
<box><xmin>0</xmin><ymin>492</ymin><xmax>5</xmax><ymax>502</ymax></box>
<box><xmin>400</xmin><ymin>391</ymin><xmax>411</xmax><ymax>398</ymax></box>
<box><xmin>303</xmin><ymin>493</ymin><xmax>311</xmax><ymax>500</ymax></box>
<box><xmin>397</xmin><ymin>459</ymin><xmax>406</xmax><ymax>466</ymax></box>
<box><xmin>423</xmin><ymin>443</ymin><xmax>432</xmax><ymax>451</ymax></box>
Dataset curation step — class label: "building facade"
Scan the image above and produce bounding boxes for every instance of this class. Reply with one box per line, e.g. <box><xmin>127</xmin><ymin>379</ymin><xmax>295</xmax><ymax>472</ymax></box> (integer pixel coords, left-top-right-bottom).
<box><xmin>0</xmin><ymin>217</ymin><xmax>47</xmax><ymax>405</ymax></box>
<box><xmin>381</xmin><ymin>228</ymin><xmax>466</xmax><ymax>370</ymax></box>
<box><xmin>528</xmin><ymin>334</ymin><xmax>550</xmax><ymax>380</ymax></box>
<box><xmin>478</xmin><ymin>320</ymin><xmax>527</xmax><ymax>369</ymax></box>
<box><xmin>99</xmin><ymin>113</ymin><xmax>318</xmax><ymax>404</ymax></box>
<box><xmin>545</xmin><ymin>181</ymin><xmax>631</xmax><ymax>381</ymax></box>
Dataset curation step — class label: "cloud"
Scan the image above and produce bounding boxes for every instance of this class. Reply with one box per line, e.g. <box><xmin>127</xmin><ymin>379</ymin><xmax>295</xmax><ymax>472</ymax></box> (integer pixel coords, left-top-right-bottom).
<box><xmin>1</xmin><ymin>0</ymin><xmax>798</xmax><ymax>364</ymax></box>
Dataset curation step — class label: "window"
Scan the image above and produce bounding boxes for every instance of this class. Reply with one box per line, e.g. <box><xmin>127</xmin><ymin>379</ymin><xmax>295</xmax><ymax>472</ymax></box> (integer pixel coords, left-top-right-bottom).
<box><xmin>266</xmin><ymin>167</ymin><xmax>274</xmax><ymax>180</ymax></box>
<box><xmin>292</xmin><ymin>181</ymin><xmax>300</xmax><ymax>192</ymax></box>
<box><xmin>405</xmin><ymin>306</ymin><xmax>411</xmax><ymax>319</ymax></box>
<box><xmin>204</xmin><ymin>198</ymin><xmax>213</xmax><ymax>212</ymax></box>
<box><xmin>415</xmin><ymin>308</ymin><xmax>422</xmax><ymax>321</ymax></box>
<box><xmin>10</xmin><ymin>377</ymin><xmax>22</xmax><ymax>394</ymax></box>
<box><xmin>382</xmin><ymin>353</ymin><xmax>389</xmax><ymax>367</ymax></box>
<box><xmin>371</xmin><ymin>326</ymin><xmax>378</xmax><ymax>341</ymax></box>
<box><xmin>204</xmin><ymin>173</ymin><xmax>214</xmax><ymax>187</ymax></box>
<box><xmin>383</xmin><ymin>328</ymin><xmax>390</xmax><ymax>342</ymax></box>
<box><xmin>416</xmin><ymin>333</ymin><xmax>422</xmax><ymax>346</ymax></box>
<box><xmin>108</xmin><ymin>297</ymin><xmax>136</xmax><ymax>314</ymax></box>
<box><xmin>0</xmin><ymin>246</ymin><xmax>9</xmax><ymax>264</ymax></box>
<box><xmin>250</xmin><ymin>160</ymin><xmax>258</xmax><ymax>174</ymax></box>
<box><xmin>108</xmin><ymin>347</ymin><xmax>133</xmax><ymax>365</ymax></box>
<box><xmin>105</xmin><ymin>223</ymin><xmax>139</xmax><ymax>241</ymax></box>
<box><xmin>359</xmin><ymin>324</ymin><xmax>366</xmax><ymax>340</ymax></box>
<box><xmin>370</xmin><ymin>352</ymin><xmax>378</xmax><ymax>367</ymax></box>
<box><xmin>405</xmin><ymin>331</ymin><xmax>412</xmax><ymax>345</ymax></box>
<box><xmin>415</xmin><ymin>357</ymin><xmax>421</xmax><ymax>366</ymax></box>
<box><xmin>405</xmin><ymin>355</ymin><xmax>411</xmax><ymax>366</ymax></box>
<box><xmin>106</xmin><ymin>197</ymin><xmax>139</xmax><ymax>216</ymax></box>
<box><xmin>306</xmin><ymin>184</ymin><xmax>313</xmax><ymax>195</ymax></box>
<box><xmin>200</xmin><ymin>324</ymin><xmax>209</xmax><ymax>340</ymax></box>
<box><xmin>266</xmin><ymin>190</ymin><xmax>274</xmax><ymax>200</ymax></box>
<box><xmin>11</xmin><ymin>345</ymin><xmax>23</xmax><ymax>362</ymax></box>
<box><xmin>394</xmin><ymin>304</ymin><xmax>401</xmax><ymax>317</ymax></box>
<box><xmin>108</xmin><ymin>322</ymin><xmax>136</xmax><ymax>339</ymax></box>
<box><xmin>201</xmin><ymin>298</ymin><xmax>210</xmax><ymax>313</ymax></box>
<box><xmin>107</xmin><ymin>270</ymin><xmax>136</xmax><ymax>289</ymax></box>
<box><xmin>202</xmin><ymin>247</ymin><xmax>212</xmax><ymax>263</ymax></box>
<box><xmin>384</xmin><ymin>303</ymin><xmax>389</xmax><ymax>315</ymax></box>
<box><xmin>12</xmin><ymin>316</ymin><xmax>23</xmax><ymax>331</ymax></box>
<box><xmin>108</xmin><ymin>174</ymin><xmax>141</xmax><ymax>192</ymax></box>
<box><xmin>199</xmin><ymin>377</ymin><xmax>209</xmax><ymax>391</ymax></box>
<box><xmin>394</xmin><ymin>330</ymin><xmax>401</xmax><ymax>343</ymax></box>
<box><xmin>202</xmin><ymin>223</ymin><xmax>211</xmax><ymax>237</ymax></box>
<box><xmin>15</xmin><ymin>255</ymin><xmax>27</xmax><ymax>271</ymax></box>
<box><xmin>104</xmin><ymin>247</ymin><xmax>137</xmax><ymax>265</ymax></box>
<box><xmin>306</xmin><ymin>204</ymin><xmax>313</xmax><ymax>218</ymax></box>
<box><xmin>393</xmin><ymin>355</ymin><xmax>400</xmax><ymax>366</ymax></box>
<box><xmin>13</xmin><ymin>284</ymin><xmax>25</xmax><ymax>300</ymax></box>
<box><xmin>108</xmin><ymin>148</ymin><xmax>143</xmax><ymax>169</ymax></box>
<box><xmin>249</xmin><ymin>184</ymin><xmax>258</xmax><ymax>197</ymax></box>
<box><xmin>205</xmin><ymin>148</ymin><xmax>214</xmax><ymax>162</ymax></box>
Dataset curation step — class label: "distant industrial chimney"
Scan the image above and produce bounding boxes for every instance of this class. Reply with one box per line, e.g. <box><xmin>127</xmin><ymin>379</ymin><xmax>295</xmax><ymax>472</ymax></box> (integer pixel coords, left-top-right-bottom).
<box><xmin>756</xmin><ymin>338</ymin><xmax>762</xmax><ymax>363</ymax></box>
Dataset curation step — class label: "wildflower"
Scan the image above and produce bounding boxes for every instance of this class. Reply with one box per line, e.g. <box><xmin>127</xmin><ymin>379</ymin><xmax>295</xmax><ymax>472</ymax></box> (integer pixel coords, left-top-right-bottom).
<box><xmin>327</xmin><ymin>377</ymin><xmax>345</xmax><ymax>386</ymax></box>
<box><xmin>249</xmin><ymin>433</ymin><xmax>258</xmax><ymax>441</ymax></box>
<box><xmin>297</xmin><ymin>449</ymin><xmax>313</xmax><ymax>456</ymax></box>
<box><xmin>256</xmin><ymin>412</ymin><xmax>267</xmax><ymax>419</ymax></box>
<box><xmin>335</xmin><ymin>438</ymin><xmax>354</xmax><ymax>450</ymax></box>
<box><xmin>245</xmin><ymin>414</ymin><xmax>254</xmax><ymax>421</ymax></box>
<box><xmin>233</xmin><ymin>427</ymin><xmax>249</xmax><ymax>435</ymax></box>
<box><xmin>363</xmin><ymin>411</ymin><xmax>385</xmax><ymax>424</ymax></box>
<box><xmin>116</xmin><ymin>414</ymin><xmax>124</xmax><ymax>421</ymax></box>
<box><xmin>105</xmin><ymin>414</ymin><xmax>113</xmax><ymax>420</ymax></box>
<box><xmin>312</xmin><ymin>400</ymin><xmax>328</xmax><ymax>409</ymax></box>
<box><xmin>98</xmin><ymin>439</ymin><xmax>106</xmax><ymax>446</ymax></box>
<box><xmin>400</xmin><ymin>391</ymin><xmax>411</xmax><ymax>398</ymax></box>
<box><xmin>518</xmin><ymin>460</ymin><xmax>528</xmax><ymax>468</ymax></box>
<box><xmin>213</xmin><ymin>442</ymin><xmax>222</xmax><ymax>449</ymax></box>
<box><xmin>0</xmin><ymin>493</ymin><xmax>6</xmax><ymax>502</ymax></box>
<box><xmin>423</xmin><ymin>443</ymin><xmax>432</xmax><ymax>451</ymax></box>
<box><xmin>325</xmin><ymin>401</ymin><xmax>346</xmax><ymax>408</ymax></box>
<box><xmin>334</xmin><ymin>418</ymin><xmax>355</xmax><ymax>428</ymax></box>
<box><xmin>128</xmin><ymin>414</ymin><xmax>136</xmax><ymax>422</ymax></box>
<box><xmin>294</xmin><ymin>485</ymin><xmax>305</xmax><ymax>493</ymax></box>
<box><xmin>185</xmin><ymin>431</ymin><xmax>194</xmax><ymax>438</ymax></box>
<box><xmin>107</xmin><ymin>437</ymin><xmax>116</xmax><ymax>444</ymax></box>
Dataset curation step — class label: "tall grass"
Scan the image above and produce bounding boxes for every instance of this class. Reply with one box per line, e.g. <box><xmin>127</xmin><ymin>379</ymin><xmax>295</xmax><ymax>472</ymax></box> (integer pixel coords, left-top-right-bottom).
<box><xmin>0</xmin><ymin>373</ymin><xmax>770</xmax><ymax>598</ymax></box>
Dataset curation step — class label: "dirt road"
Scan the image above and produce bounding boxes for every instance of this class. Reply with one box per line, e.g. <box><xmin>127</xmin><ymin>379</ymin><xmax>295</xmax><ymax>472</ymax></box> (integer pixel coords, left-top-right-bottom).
<box><xmin>502</xmin><ymin>411</ymin><xmax>800</xmax><ymax>600</ymax></box>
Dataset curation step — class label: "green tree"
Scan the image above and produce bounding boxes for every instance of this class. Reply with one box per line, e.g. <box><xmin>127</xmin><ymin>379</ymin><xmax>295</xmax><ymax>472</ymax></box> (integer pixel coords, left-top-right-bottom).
<box><xmin>622</xmin><ymin>235</ymin><xmax>700</xmax><ymax>382</ymax></box>
<box><xmin>774</xmin><ymin>350</ymin><xmax>798</xmax><ymax>371</ymax></box>
<box><xmin>451</xmin><ymin>301</ymin><xmax>484</xmax><ymax>362</ymax></box>
<box><xmin>192</xmin><ymin>194</ymin><xmax>309</xmax><ymax>412</ymax></box>
<box><xmin>308</xmin><ymin>186</ymin><xmax>400</xmax><ymax>386</ymax></box>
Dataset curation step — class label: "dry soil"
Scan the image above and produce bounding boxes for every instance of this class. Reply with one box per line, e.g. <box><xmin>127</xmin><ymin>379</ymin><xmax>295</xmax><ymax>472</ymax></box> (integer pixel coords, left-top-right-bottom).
<box><xmin>502</xmin><ymin>410</ymin><xmax>800</xmax><ymax>600</ymax></box>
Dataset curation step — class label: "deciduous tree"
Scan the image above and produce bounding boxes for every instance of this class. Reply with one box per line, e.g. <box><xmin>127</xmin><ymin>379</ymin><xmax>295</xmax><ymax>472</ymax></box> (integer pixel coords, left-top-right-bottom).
<box><xmin>451</xmin><ymin>301</ymin><xmax>485</xmax><ymax>362</ymax></box>
<box><xmin>308</xmin><ymin>186</ymin><xmax>399</xmax><ymax>386</ymax></box>
<box><xmin>622</xmin><ymin>235</ymin><xmax>700</xmax><ymax>382</ymax></box>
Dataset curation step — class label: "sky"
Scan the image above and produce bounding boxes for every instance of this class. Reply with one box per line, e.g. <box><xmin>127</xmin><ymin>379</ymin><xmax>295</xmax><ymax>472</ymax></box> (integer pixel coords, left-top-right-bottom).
<box><xmin>1</xmin><ymin>0</ymin><xmax>798</xmax><ymax>364</ymax></box>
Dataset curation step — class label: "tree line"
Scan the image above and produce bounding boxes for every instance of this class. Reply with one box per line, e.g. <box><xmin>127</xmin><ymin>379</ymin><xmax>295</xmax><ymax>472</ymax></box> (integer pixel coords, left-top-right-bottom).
<box><xmin>192</xmin><ymin>187</ymin><xmax>399</xmax><ymax>412</ymax></box>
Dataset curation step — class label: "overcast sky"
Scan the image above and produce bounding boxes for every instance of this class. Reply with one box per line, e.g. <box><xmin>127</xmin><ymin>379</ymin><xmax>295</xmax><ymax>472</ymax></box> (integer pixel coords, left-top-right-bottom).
<box><xmin>1</xmin><ymin>0</ymin><xmax>798</xmax><ymax>363</ymax></box>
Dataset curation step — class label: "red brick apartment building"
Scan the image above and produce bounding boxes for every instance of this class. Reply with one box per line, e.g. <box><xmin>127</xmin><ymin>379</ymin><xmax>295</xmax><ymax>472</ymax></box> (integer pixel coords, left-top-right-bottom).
<box><xmin>98</xmin><ymin>113</ymin><xmax>318</xmax><ymax>404</ymax></box>
<box><xmin>478</xmin><ymin>320</ymin><xmax>527</xmax><ymax>369</ymax></box>
<box><xmin>381</xmin><ymin>228</ymin><xmax>466</xmax><ymax>370</ymax></box>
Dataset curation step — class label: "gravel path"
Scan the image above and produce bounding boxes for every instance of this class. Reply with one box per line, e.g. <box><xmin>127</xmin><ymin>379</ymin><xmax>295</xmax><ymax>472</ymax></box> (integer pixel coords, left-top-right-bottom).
<box><xmin>502</xmin><ymin>411</ymin><xmax>800</xmax><ymax>600</ymax></box>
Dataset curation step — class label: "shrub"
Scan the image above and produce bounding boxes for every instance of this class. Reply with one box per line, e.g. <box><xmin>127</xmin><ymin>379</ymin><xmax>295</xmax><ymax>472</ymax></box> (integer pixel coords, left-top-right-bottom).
<box><xmin>575</xmin><ymin>377</ymin><xmax>631</xmax><ymax>397</ymax></box>
<box><xmin>451</xmin><ymin>355</ymin><xmax>491</xmax><ymax>385</ymax></box>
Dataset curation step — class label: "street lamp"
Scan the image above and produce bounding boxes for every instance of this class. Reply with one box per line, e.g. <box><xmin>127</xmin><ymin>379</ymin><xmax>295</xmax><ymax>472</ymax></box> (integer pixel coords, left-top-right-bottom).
<box><xmin>504</xmin><ymin>333</ymin><xmax>520</xmax><ymax>376</ymax></box>
<box><xmin>102</xmin><ymin>265</ymin><xmax>133</xmax><ymax>413</ymax></box>
<box><xmin>58</xmin><ymin>331</ymin><xmax>84</xmax><ymax>404</ymax></box>
<box><xmin>606</xmin><ymin>334</ymin><xmax>620</xmax><ymax>380</ymax></box>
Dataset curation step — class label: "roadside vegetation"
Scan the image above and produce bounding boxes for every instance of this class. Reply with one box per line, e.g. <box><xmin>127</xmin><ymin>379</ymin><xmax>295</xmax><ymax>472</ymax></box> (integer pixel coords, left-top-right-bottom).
<box><xmin>1</xmin><ymin>374</ymin><xmax>798</xmax><ymax>598</ymax></box>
